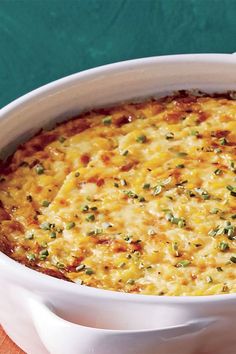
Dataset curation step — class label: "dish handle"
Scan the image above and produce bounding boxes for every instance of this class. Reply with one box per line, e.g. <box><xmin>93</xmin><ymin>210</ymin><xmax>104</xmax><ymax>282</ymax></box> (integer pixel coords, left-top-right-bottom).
<box><xmin>28</xmin><ymin>297</ymin><xmax>218</xmax><ymax>354</ymax></box>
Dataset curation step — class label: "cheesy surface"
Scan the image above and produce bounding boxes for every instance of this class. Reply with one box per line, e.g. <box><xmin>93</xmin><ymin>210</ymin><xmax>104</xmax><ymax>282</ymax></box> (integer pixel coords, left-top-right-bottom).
<box><xmin>0</xmin><ymin>92</ymin><xmax>236</xmax><ymax>296</ymax></box>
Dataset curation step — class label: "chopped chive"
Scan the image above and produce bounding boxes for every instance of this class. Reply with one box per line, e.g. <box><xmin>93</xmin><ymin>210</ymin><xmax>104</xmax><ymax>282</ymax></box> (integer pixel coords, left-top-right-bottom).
<box><xmin>219</xmin><ymin>241</ymin><xmax>229</xmax><ymax>252</ymax></box>
<box><xmin>176</xmin><ymin>164</ymin><xmax>185</xmax><ymax>169</ymax></box>
<box><xmin>230</xmin><ymin>256</ymin><xmax>236</xmax><ymax>263</ymax></box>
<box><xmin>114</xmin><ymin>182</ymin><xmax>119</xmax><ymax>188</ymax></box>
<box><xmin>102</xmin><ymin>116</ymin><xmax>112</xmax><ymax>125</ymax></box>
<box><xmin>120</xmin><ymin>179</ymin><xmax>127</xmax><ymax>186</ymax></box>
<box><xmin>206</xmin><ymin>276</ymin><xmax>213</xmax><ymax>283</ymax></box>
<box><xmin>81</xmin><ymin>205</ymin><xmax>89</xmax><ymax>212</ymax></box>
<box><xmin>176</xmin><ymin>260</ymin><xmax>191</xmax><ymax>267</ymax></box>
<box><xmin>211</xmin><ymin>208</ymin><xmax>220</xmax><ymax>214</ymax></box>
<box><xmin>139</xmin><ymin>196</ymin><xmax>145</xmax><ymax>202</ymax></box>
<box><xmin>75</xmin><ymin>172</ymin><xmax>80</xmax><ymax>177</ymax></box>
<box><xmin>27</xmin><ymin>253</ymin><xmax>36</xmax><ymax>262</ymax></box>
<box><xmin>165</xmin><ymin>212</ymin><xmax>186</xmax><ymax>228</ymax></box>
<box><xmin>39</xmin><ymin>249</ymin><xmax>49</xmax><ymax>260</ymax></box>
<box><xmin>40</xmin><ymin>222</ymin><xmax>52</xmax><ymax>230</ymax></box>
<box><xmin>26</xmin><ymin>195</ymin><xmax>33</xmax><ymax>202</ymax></box>
<box><xmin>231</xmin><ymin>214</ymin><xmax>236</xmax><ymax>219</ymax></box>
<box><xmin>86</xmin><ymin>214</ymin><xmax>95</xmax><ymax>222</ymax></box>
<box><xmin>191</xmin><ymin>130</ymin><xmax>200</xmax><ymax>136</ymax></box>
<box><xmin>50</xmin><ymin>231</ymin><xmax>57</xmax><ymax>239</ymax></box>
<box><xmin>143</xmin><ymin>183</ymin><xmax>151</xmax><ymax>190</ymax></box>
<box><xmin>122</xmin><ymin>150</ymin><xmax>129</xmax><ymax>156</ymax></box>
<box><xmin>176</xmin><ymin>152</ymin><xmax>188</xmax><ymax>157</ymax></box>
<box><xmin>219</xmin><ymin>137</ymin><xmax>227</xmax><ymax>145</ymax></box>
<box><xmin>25</xmin><ymin>232</ymin><xmax>34</xmax><ymax>240</ymax></box>
<box><xmin>216</xmin><ymin>266</ymin><xmax>223</xmax><ymax>272</ymax></box>
<box><xmin>153</xmin><ymin>185</ymin><xmax>162</xmax><ymax>196</ymax></box>
<box><xmin>42</xmin><ymin>200</ymin><xmax>50</xmax><ymax>207</ymax></box>
<box><xmin>66</xmin><ymin>221</ymin><xmax>75</xmax><ymax>230</ymax></box>
<box><xmin>85</xmin><ymin>268</ymin><xmax>94</xmax><ymax>275</ymax></box>
<box><xmin>195</xmin><ymin>188</ymin><xmax>210</xmax><ymax>200</ymax></box>
<box><xmin>165</xmin><ymin>132</ymin><xmax>174</xmax><ymax>140</ymax></box>
<box><xmin>123</xmin><ymin>190</ymin><xmax>138</xmax><ymax>199</ymax></box>
<box><xmin>90</xmin><ymin>206</ymin><xmax>97</xmax><ymax>211</ymax></box>
<box><xmin>56</xmin><ymin>262</ymin><xmax>65</xmax><ymax>269</ymax></box>
<box><xmin>58</xmin><ymin>136</ymin><xmax>66</xmax><ymax>143</ymax></box>
<box><xmin>214</xmin><ymin>169</ymin><xmax>222</xmax><ymax>175</ymax></box>
<box><xmin>127</xmin><ymin>279</ymin><xmax>135</xmax><ymax>285</ymax></box>
<box><xmin>136</xmin><ymin>134</ymin><xmax>147</xmax><ymax>143</ymax></box>
<box><xmin>226</xmin><ymin>185</ymin><xmax>236</xmax><ymax>197</ymax></box>
<box><xmin>35</xmin><ymin>164</ymin><xmax>45</xmax><ymax>175</ymax></box>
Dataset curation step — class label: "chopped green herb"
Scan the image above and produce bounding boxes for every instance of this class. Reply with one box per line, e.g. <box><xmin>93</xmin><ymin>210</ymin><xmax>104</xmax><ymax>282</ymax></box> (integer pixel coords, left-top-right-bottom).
<box><xmin>143</xmin><ymin>183</ymin><xmax>151</xmax><ymax>190</ymax></box>
<box><xmin>176</xmin><ymin>152</ymin><xmax>188</xmax><ymax>157</ymax></box>
<box><xmin>120</xmin><ymin>179</ymin><xmax>127</xmax><ymax>186</ymax></box>
<box><xmin>40</xmin><ymin>222</ymin><xmax>52</xmax><ymax>231</ymax></box>
<box><xmin>86</xmin><ymin>214</ymin><xmax>95</xmax><ymax>222</ymax></box>
<box><xmin>176</xmin><ymin>260</ymin><xmax>191</xmax><ymax>267</ymax></box>
<box><xmin>219</xmin><ymin>241</ymin><xmax>229</xmax><ymax>252</ymax></box>
<box><xmin>56</xmin><ymin>262</ymin><xmax>65</xmax><ymax>269</ymax></box>
<box><xmin>102</xmin><ymin>116</ymin><xmax>112</xmax><ymax>125</ymax></box>
<box><xmin>102</xmin><ymin>222</ymin><xmax>113</xmax><ymax>228</ymax></box>
<box><xmin>27</xmin><ymin>253</ymin><xmax>36</xmax><ymax>262</ymax></box>
<box><xmin>214</xmin><ymin>169</ymin><xmax>223</xmax><ymax>175</ymax></box>
<box><xmin>226</xmin><ymin>185</ymin><xmax>236</xmax><ymax>197</ymax></box>
<box><xmin>191</xmin><ymin>130</ymin><xmax>200</xmax><ymax>136</ymax></box>
<box><xmin>229</xmin><ymin>161</ymin><xmax>236</xmax><ymax>173</ymax></box>
<box><xmin>206</xmin><ymin>276</ymin><xmax>213</xmax><ymax>283</ymax></box>
<box><xmin>42</xmin><ymin>200</ymin><xmax>50</xmax><ymax>207</ymax></box>
<box><xmin>127</xmin><ymin>279</ymin><xmax>135</xmax><ymax>285</ymax></box>
<box><xmin>231</xmin><ymin>214</ymin><xmax>236</xmax><ymax>220</ymax></box>
<box><xmin>85</xmin><ymin>268</ymin><xmax>94</xmax><ymax>275</ymax></box>
<box><xmin>58</xmin><ymin>136</ymin><xmax>66</xmax><ymax>143</ymax></box>
<box><xmin>216</xmin><ymin>266</ymin><xmax>223</xmax><ymax>272</ymax></box>
<box><xmin>75</xmin><ymin>172</ymin><xmax>80</xmax><ymax>177</ymax></box>
<box><xmin>39</xmin><ymin>249</ymin><xmax>49</xmax><ymax>260</ymax></box>
<box><xmin>114</xmin><ymin>182</ymin><xmax>119</xmax><ymax>188</ymax></box>
<box><xmin>122</xmin><ymin>150</ymin><xmax>129</xmax><ymax>156</ymax></box>
<box><xmin>214</xmin><ymin>148</ymin><xmax>222</xmax><ymax>154</ymax></box>
<box><xmin>26</xmin><ymin>195</ymin><xmax>33</xmax><ymax>202</ymax></box>
<box><xmin>136</xmin><ymin>134</ymin><xmax>147</xmax><ymax>143</ymax></box>
<box><xmin>230</xmin><ymin>256</ymin><xmax>236</xmax><ymax>263</ymax></box>
<box><xmin>81</xmin><ymin>205</ymin><xmax>89</xmax><ymax>212</ymax></box>
<box><xmin>50</xmin><ymin>231</ymin><xmax>57</xmax><ymax>239</ymax></box>
<box><xmin>176</xmin><ymin>164</ymin><xmax>185</xmax><ymax>169</ymax></box>
<box><xmin>35</xmin><ymin>164</ymin><xmax>45</xmax><ymax>175</ymax></box>
<box><xmin>66</xmin><ymin>221</ymin><xmax>75</xmax><ymax>230</ymax></box>
<box><xmin>90</xmin><ymin>206</ymin><xmax>97</xmax><ymax>211</ymax></box>
<box><xmin>211</xmin><ymin>208</ymin><xmax>220</xmax><ymax>214</ymax></box>
<box><xmin>195</xmin><ymin>188</ymin><xmax>210</xmax><ymax>200</ymax></box>
<box><xmin>219</xmin><ymin>137</ymin><xmax>227</xmax><ymax>145</ymax></box>
<box><xmin>153</xmin><ymin>185</ymin><xmax>162</xmax><ymax>196</ymax></box>
<box><xmin>25</xmin><ymin>232</ymin><xmax>34</xmax><ymax>240</ymax></box>
<box><xmin>166</xmin><ymin>212</ymin><xmax>186</xmax><ymax>228</ymax></box>
<box><xmin>139</xmin><ymin>196</ymin><xmax>145</xmax><ymax>202</ymax></box>
<box><xmin>165</xmin><ymin>132</ymin><xmax>174</xmax><ymax>140</ymax></box>
<box><xmin>123</xmin><ymin>190</ymin><xmax>138</xmax><ymax>199</ymax></box>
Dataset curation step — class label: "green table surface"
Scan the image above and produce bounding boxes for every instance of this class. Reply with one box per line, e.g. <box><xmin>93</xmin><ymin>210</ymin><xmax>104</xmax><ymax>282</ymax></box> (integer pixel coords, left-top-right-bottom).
<box><xmin>0</xmin><ymin>0</ymin><xmax>236</xmax><ymax>108</ymax></box>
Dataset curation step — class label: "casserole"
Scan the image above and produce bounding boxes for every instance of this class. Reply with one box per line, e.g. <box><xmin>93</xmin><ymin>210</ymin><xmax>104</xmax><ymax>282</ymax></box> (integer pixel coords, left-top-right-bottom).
<box><xmin>0</xmin><ymin>54</ymin><xmax>236</xmax><ymax>354</ymax></box>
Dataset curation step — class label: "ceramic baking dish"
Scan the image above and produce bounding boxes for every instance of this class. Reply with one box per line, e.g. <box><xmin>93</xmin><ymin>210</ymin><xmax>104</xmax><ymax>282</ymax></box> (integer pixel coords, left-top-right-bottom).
<box><xmin>0</xmin><ymin>54</ymin><xmax>236</xmax><ymax>354</ymax></box>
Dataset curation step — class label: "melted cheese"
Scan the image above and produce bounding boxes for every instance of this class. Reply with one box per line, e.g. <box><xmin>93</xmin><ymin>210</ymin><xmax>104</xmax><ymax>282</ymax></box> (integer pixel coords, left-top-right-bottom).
<box><xmin>0</xmin><ymin>92</ymin><xmax>236</xmax><ymax>295</ymax></box>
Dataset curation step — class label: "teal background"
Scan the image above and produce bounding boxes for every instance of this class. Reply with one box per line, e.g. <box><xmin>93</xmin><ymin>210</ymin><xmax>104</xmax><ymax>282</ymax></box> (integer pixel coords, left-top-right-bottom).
<box><xmin>0</xmin><ymin>0</ymin><xmax>236</xmax><ymax>108</ymax></box>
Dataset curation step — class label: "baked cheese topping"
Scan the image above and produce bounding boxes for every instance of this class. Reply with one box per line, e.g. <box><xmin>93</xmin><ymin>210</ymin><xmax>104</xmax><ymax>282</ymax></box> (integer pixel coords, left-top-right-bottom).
<box><xmin>0</xmin><ymin>92</ymin><xmax>236</xmax><ymax>295</ymax></box>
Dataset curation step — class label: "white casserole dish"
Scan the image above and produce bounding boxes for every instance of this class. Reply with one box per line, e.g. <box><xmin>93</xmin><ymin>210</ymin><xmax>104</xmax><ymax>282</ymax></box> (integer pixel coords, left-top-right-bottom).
<box><xmin>0</xmin><ymin>54</ymin><xmax>236</xmax><ymax>354</ymax></box>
